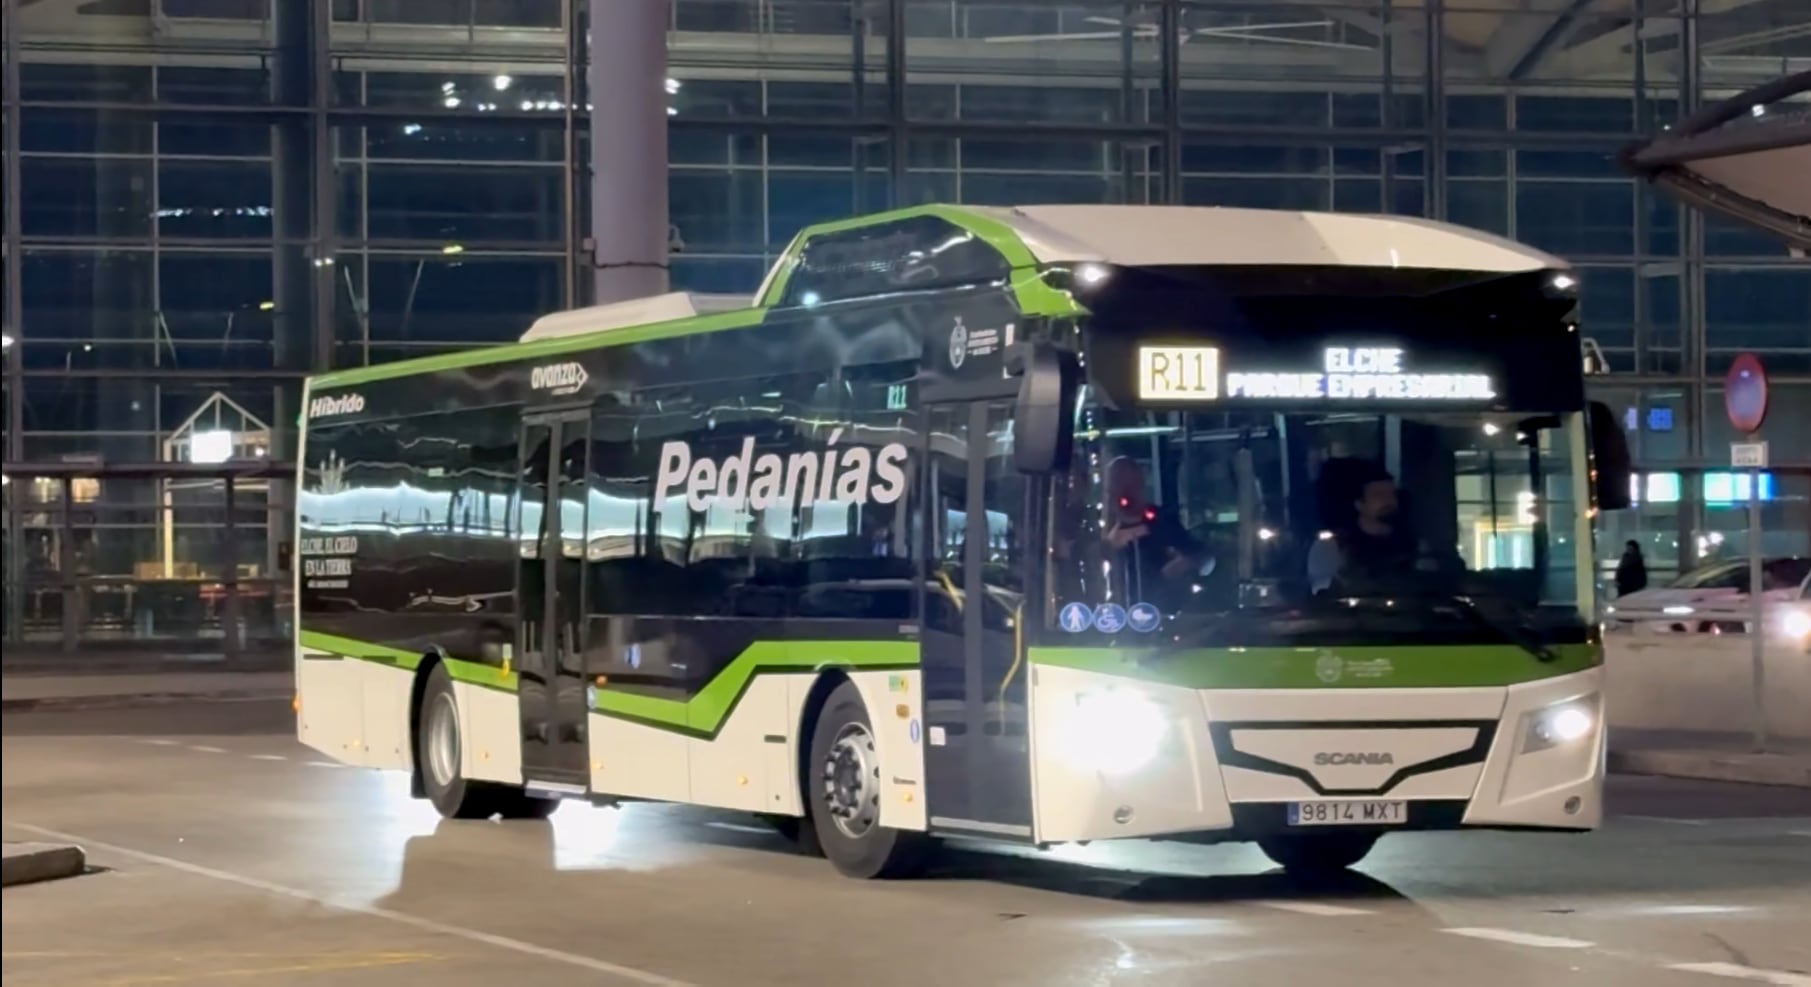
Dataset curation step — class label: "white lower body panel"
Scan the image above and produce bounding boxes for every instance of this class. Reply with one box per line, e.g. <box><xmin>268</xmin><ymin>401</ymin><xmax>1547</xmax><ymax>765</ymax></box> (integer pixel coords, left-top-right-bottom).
<box><xmin>296</xmin><ymin>654</ymin><xmax>522</xmax><ymax>784</ymax></box>
<box><xmin>1029</xmin><ymin>664</ymin><xmax>1604</xmax><ymax>844</ymax></box>
<box><xmin>585</xmin><ymin>669</ymin><xmax>927</xmax><ymax>830</ymax></box>
<box><xmin>296</xmin><ymin>654</ymin><xmax>928</xmax><ymax>830</ymax></box>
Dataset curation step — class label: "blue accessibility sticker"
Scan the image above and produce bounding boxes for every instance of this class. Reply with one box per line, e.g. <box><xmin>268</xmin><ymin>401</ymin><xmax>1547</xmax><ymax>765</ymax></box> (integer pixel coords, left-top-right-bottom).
<box><xmin>1127</xmin><ymin>602</ymin><xmax>1161</xmax><ymax>633</ymax></box>
<box><xmin>1093</xmin><ymin>604</ymin><xmax>1128</xmax><ymax>634</ymax></box>
<box><xmin>1059</xmin><ymin>602</ymin><xmax>1095</xmax><ymax>633</ymax></box>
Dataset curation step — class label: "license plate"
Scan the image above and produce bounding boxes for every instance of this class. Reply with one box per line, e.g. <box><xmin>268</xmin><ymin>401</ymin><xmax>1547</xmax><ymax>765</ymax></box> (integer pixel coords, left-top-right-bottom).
<box><xmin>1287</xmin><ymin>800</ymin><xmax>1407</xmax><ymax>826</ymax></box>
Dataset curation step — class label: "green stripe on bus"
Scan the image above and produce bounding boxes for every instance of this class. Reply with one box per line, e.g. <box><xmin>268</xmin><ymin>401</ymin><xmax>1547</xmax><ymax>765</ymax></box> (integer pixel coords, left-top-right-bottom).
<box><xmin>592</xmin><ymin>640</ymin><xmax>918</xmax><ymax>738</ymax></box>
<box><xmin>306</xmin><ymin>206</ymin><xmax>1080</xmax><ymax>394</ymax></box>
<box><xmin>754</xmin><ymin>204</ymin><xmax>1081</xmax><ymax>316</ymax></box>
<box><xmin>307</xmin><ymin>307</ymin><xmax>766</xmax><ymax>390</ymax></box>
<box><xmin>298</xmin><ymin>631</ymin><xmax>517</xmax><ymax>693</ymax></box>
<box><xmin>1029</xmin><ymin>642</ymin><xmax>1601</xmax><ymax>690</ymax></box>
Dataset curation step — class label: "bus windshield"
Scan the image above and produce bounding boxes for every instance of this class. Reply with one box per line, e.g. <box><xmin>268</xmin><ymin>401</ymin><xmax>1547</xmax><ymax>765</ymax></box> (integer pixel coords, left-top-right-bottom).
<box><xmin>1049</xmin><ymin>395</ymin><xmax>1593</xmax><ymax>648</ymax></box>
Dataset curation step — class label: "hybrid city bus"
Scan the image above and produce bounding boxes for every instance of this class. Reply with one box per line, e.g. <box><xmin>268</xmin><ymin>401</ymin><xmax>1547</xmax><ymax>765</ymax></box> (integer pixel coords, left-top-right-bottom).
<box><xmin>295</xmin><ymin>204</ymin><xmax>1632</xmax><ymax>878</ymax></box>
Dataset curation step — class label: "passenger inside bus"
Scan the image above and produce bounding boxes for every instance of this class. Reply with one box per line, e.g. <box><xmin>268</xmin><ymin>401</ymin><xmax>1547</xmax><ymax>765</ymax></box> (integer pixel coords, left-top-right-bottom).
<box><xmin>1306</xmin><ymin>460</ymin><xmax>1419</xmax><ymax>594</ymax></box>
<box><xmin>1103</xmin><ymin>455</ymin><xmax>1208</xmax><ymax>608</ymax></box>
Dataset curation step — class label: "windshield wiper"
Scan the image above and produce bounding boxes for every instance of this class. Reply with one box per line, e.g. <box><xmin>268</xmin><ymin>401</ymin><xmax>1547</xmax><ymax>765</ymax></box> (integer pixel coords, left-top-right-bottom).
<box><xmin>1420</xmin><ymin>592</ymin><xmax>1561</xmax><ymax>663</ymax></box>
<box><xmin>1320</xmin><ymin>589</ymin><xmax>1561</xmax><ymax>663</ymax></box>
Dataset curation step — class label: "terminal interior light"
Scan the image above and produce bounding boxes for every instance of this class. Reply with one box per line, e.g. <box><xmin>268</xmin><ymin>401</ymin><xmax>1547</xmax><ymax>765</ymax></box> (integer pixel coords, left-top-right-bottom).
<box><xmin>190</xmin><ymin>429</ymin><xmax>235</xmax><ymax>465</ymax></box>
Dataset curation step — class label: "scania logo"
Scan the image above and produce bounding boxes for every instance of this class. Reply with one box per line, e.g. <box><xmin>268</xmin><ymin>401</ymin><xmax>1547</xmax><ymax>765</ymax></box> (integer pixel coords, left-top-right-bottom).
<box><xmin>1313</xmin><ymin>752</ymin><xmax>1395</xmax><ymax>766</ymax></box>
<box><xmin>307</xmin><ymin>393</ymin><xmax>365</xmax><ymax>419</ymax></box>
<box><xmin>531</xmin><ymin>362</ymin><xmax>588</xmax><ymax>395</ymax></box>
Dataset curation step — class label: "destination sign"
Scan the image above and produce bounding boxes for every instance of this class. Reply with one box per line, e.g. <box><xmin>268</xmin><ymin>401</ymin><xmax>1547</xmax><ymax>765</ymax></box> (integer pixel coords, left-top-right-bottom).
<box><xmin>1138</xmin><ymin>345</ymin><xmax>1496</xmax><ymax>403</ymax></box>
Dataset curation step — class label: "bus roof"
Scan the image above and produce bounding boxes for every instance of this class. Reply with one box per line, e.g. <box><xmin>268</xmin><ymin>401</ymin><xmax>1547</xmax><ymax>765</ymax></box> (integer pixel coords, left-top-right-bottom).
<box><xmin>973</xmin><ymin>205</ymin><xmax>1565</xmax><ymax>274</ymax></box>
<box><xmin>309</xmin><ymin>204</ymin><xmax>1567</xmax><ymax>391</ymax></box>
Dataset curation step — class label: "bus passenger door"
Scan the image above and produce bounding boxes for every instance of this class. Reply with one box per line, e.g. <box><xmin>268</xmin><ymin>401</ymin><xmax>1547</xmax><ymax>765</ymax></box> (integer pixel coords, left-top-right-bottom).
<box><xmin>919</xmin><ymin>398</ymin><xmax>1034</xmax><ymax>840</ymax></box>
<box><xmin>516</xmin><ymin>412</ymin><xmax>591</xmax><ymax>791</ymax></box>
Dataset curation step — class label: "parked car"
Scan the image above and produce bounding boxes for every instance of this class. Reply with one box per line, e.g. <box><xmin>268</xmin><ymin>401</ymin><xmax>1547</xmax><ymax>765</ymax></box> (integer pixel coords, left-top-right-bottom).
<box><xmin>1778</xmin><ymin>572</ymin><xmax>1811</xmax><ymax>653</ymax></box>
<box><xmin>1606</xmin><ymin>556</ymin><xmax>1811</xmax><ymax>634</ymax></box>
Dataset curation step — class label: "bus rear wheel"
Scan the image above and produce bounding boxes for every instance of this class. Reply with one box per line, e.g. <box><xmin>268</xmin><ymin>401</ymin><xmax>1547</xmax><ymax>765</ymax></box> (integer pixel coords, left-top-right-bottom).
<box><xmin>417</xmin><ymin>664</ymin><xmax>557</xmax><ymax>821</ymax></box>
<box><xmin>1256</xmin><ymin>832</ymin><xmax>1380</xmax><ymax>876</ymax></box>
<box><xmin>806</xmin><ymin>680</ymin><xmax>927</xmax><ymax>879</ymax></box>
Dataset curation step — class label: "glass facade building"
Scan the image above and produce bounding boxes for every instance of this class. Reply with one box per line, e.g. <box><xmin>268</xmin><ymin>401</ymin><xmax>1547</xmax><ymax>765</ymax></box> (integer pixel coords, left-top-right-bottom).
<box><xmin>3</xmin><ymin>0</ymin><xmax>1807</xmax><ymax>648</ymax></box>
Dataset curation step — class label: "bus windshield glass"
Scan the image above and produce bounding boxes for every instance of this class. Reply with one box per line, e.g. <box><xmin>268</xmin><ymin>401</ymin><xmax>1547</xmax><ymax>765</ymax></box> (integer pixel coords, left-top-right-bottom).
<box><xmin>1050</xmin><ymin>397</ymin><xmax>1593</xmax><ymax>648</ymax></box>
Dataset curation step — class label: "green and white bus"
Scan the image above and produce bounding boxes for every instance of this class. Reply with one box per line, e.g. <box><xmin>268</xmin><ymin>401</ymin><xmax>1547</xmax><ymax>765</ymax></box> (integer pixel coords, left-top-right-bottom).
<box><xmin>295</xmin><ymin>204</ymin><xmax>1632</xmax><ymax>878</ymax></box>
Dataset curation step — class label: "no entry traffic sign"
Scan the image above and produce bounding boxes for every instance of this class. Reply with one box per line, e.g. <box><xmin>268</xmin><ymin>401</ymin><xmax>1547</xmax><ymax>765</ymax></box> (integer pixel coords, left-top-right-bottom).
<box><xmin>1725</xmin><ymin>352</ymin><xmax>1769</xmax><ymax>435</ymax></box>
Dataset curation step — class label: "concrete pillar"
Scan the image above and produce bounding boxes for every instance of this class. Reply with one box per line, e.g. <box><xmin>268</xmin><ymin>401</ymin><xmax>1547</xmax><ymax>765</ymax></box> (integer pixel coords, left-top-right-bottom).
<box><xmin>272</xmin><ymin>0</ymin><xmax>333</xmax><ymax>385</ymax></box>
<box><xmin>3</xmin><ymin>0</ymin><xmax>22</xmax><ymax>462</ymax></box>
<box><xmin>588</xmin><ymin>0</ymin><xmax>672</xmax><ymax>304</ymax></box>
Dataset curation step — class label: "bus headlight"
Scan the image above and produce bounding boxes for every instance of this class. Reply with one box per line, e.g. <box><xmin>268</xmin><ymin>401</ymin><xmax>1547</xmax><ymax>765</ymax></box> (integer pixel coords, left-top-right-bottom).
<box><xmin>1055</xmin><ymin>689</ymin><xmax>1168</xmax><ymax>774</ymax></box>
<box><xmin>1523</xmin><ymin>695</ymin><xmax>1599</xmax><ymax>754</ymax></box>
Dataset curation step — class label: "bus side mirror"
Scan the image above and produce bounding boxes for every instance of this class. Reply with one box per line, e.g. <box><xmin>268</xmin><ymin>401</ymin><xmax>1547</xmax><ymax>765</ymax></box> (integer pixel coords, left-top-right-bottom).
<box><xmin>1587</xmin><ymin>400</ymin><xmax>1633</xmax><ymax>510</ymax></box>
<box><xmin>1007</xmin><ymin>342</ymin><xmax>1079</xmax><ymax>474</ymax></box>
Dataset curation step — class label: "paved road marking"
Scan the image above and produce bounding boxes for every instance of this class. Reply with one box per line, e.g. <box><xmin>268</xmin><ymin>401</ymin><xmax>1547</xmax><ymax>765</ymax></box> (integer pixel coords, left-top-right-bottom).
<box><xmin>6</xmin><ymin>822</ymin><xmax>695</xmax><ymax>987</ymax></box>
<box><xmin>1441</xmin><ymin>928</ymin><xmax>1595</xmax><ymax>949</ymax></box>
<box><xmin>1621</xmin><ymin>815</ymin><xmax>1708</xmax><ymax>826</ymax></box>
<box><xmin>1788</xmin><ymin>831</ymin><xmax>1811</xmax><ymax>838</ymax></box>
<box><xmin>189</xmin><ymin>745</ymin><xmax>227</xmax><ymax>754</ymax></box>
<box><xmin>1256</xmin><ymin>901</ymin><xmax>1375</xmax><ymax>917</ymax></box>
<box><xmin>139</xmin><ymin>739</ymin><xmax>179</xmax><ymax>746</ymax></box>
<box><xmin>94</xmin><ymin>952</ymin><xmax>438</xmax><ymax>985</ymax></box>
<box><xmin>306</xmin><ymin>761</ymin><xmax>344</xmax><ymax>769</ymax></box>
<box><xmin>248</xmin><ymin>754</ymin><xmax>287</xmax><ymax>762</ymax></box>
<box><xmin>1666</xmin><ymin>962</ymin><xmax>1811</xmax><ymax>985</ymax></box>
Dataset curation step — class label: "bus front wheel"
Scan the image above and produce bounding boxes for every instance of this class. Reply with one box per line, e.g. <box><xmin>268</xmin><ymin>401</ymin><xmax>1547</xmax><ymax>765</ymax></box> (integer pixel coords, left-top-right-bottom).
<box><xmin>806</xmin><ymin>680</ymin><xmax>928</xmax><ymax>879</ymax></box>
<box><xmin>1256</xmin><ymin>832</ymin><xmax>1380</xmax><ymax>875</ymax></box>
<box><xmin>417</xmin><ymin>664</ymin><xmax>556</xmax><ymax>821</ymax></box>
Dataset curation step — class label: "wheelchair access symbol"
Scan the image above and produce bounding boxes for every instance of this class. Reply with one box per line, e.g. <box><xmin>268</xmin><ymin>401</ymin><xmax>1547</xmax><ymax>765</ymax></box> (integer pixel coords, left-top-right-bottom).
<box><xmin>1059</xmin><ymin>602</ymin><xmax>1094</xmax><ymax>633</ymax></box>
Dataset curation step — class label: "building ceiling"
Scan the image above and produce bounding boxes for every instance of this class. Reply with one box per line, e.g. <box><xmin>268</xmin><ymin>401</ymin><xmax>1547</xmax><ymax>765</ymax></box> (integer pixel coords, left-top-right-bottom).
<box><xmin>12</xmin><ymin>0</ymin><xmax>1810</xmax><ymax>92</ymax></box>
<box><xmin>1622</xmin><ymin>70</ymin><xmax>1811</xmax><ymax>249</ymax></box>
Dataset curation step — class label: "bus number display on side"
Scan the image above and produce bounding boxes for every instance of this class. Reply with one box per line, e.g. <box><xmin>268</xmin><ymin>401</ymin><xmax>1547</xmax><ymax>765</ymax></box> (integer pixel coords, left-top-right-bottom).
<box><xmin>1138</xmin><ymin>346</ymin><xmax>1221</xmax><ymax>401</ymax></box>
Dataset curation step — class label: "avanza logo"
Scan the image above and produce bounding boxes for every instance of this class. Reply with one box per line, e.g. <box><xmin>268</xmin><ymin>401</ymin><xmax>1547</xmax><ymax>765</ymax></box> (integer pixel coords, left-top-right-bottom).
<box><xmin>308</xmin><ymin>393</ymin><xmax>365</xmax><ymax>419</ymax></box>
<box><xmin>531</xmin><ymin>362</ymin><xmax>588</xmax><ymax>395</ymax></box>
<box><xmin>654</xmin><ymin>431</ymin><xmax>908</xmax><ymax>512</ymax></box>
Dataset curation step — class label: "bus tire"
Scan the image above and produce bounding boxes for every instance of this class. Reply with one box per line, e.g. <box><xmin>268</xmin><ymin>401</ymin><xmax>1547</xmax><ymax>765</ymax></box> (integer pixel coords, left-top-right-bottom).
<box><xmin>415</xmin><ymin>663</ymin><xmax>499</xmax><ymax>820</ymax></box>
<box><xmin>1256</xmin><ymin>832</ymin><xmax>1380</xmax><ymax>875</ymax></box>
<box><xmin>806</xmin><ymin>680</ymin><xmax>927</xmax><ymax>879</ymax></box>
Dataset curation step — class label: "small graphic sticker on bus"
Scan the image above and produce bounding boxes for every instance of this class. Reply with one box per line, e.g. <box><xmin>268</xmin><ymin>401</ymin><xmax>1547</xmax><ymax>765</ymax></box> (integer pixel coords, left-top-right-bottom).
<box><xmin>1093</xmin><ymin>604</ymin><xmax>1128</xmax><ymax>634</ymax></box>
<box><xmin>1059</xmin><ymin>602</ymin><xmax>1094</xmax><ymax>633</ymax></box>
<box><xmin>1127</xmin><ymin>603</ymin><xmax>1161</xmax><ymax>633</ymax></box>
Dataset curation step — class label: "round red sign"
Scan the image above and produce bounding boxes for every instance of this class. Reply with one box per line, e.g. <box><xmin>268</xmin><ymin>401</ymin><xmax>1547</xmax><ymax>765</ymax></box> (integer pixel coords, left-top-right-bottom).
<box><xmin>1725</xmin><ymin>352</ymin><xmax>1769</xmax><ymax>434</ymax></box>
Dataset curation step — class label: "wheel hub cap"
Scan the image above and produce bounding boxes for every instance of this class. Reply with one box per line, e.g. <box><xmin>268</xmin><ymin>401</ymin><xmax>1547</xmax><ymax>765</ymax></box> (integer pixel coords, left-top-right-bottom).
<box><xmin>426</xmin><ymin>692</ymin><xmax>459</xmax><ymax>787</ymax></box>
<box><xmin>823</xmin><ymin>723</ymin><xmax>880</xmax><ymax>839</ymax></box>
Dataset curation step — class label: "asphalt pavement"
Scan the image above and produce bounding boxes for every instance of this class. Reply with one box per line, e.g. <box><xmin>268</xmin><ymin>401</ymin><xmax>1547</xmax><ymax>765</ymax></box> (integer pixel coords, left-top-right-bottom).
<box><xmin>4</xmin><ymin>699</ymin><xmax>1809</xmax><ymax>987</ymax></box>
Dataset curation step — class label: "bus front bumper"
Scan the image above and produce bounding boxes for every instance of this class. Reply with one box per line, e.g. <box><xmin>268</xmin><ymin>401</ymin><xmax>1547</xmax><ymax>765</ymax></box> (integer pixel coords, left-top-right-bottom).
<box><xmin>1029</xmin><ymin>666</ymin><xmax>1605</xmax><ymax>845</ymax></box>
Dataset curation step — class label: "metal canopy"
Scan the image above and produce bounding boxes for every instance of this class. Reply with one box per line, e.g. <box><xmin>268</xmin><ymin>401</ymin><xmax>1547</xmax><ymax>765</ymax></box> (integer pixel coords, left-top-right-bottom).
<box><xmin>1622</xmin><ymin>71</ymin><xmax>1811</xmax><ymax>251</ymax></box>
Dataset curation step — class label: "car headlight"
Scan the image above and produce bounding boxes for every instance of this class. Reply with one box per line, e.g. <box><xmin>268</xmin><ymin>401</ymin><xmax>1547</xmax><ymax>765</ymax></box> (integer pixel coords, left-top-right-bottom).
<box><xmin>1053</xmin><ymin>688</ymin><xmax>1168</xmax><ymax>774</ymax></box>
<box><xmin>1522</xmin><ymin>694</ymin><xmax>1600</xmax><ymax>754</ymax></box>
<box><xmin>1780</xmin><ymin>609</ymin><xmax>1811</xmax><ymax>642</ymax></box>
